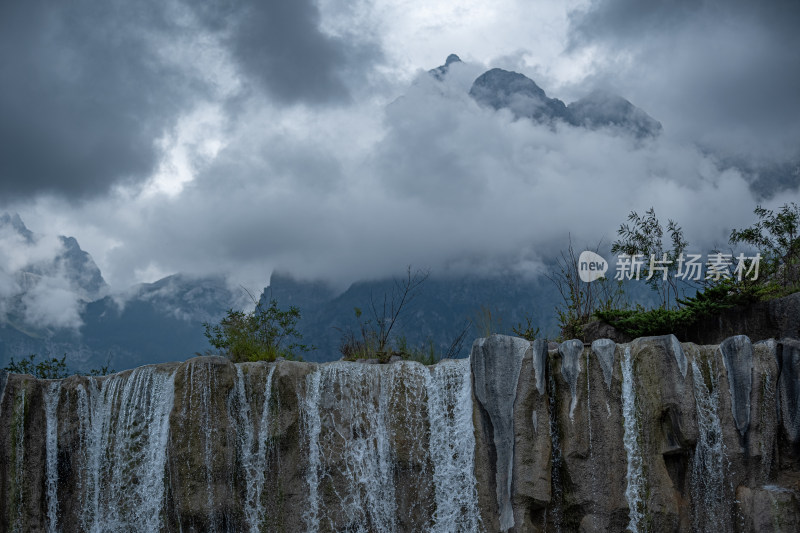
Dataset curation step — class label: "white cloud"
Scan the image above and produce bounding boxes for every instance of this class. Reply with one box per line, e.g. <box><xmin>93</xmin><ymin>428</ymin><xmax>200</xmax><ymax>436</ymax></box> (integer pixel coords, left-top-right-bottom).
<box><xmin>4</xmin><ymin>0</ymin><xmax>797</xmax><ymax>304</ymax></box>
<box><xmin>0</xmin><ymin>224</ymin><xmax>88</xmax><ymax>329</ymax></box>
<box><xmin>21</xmin><ymin>275</ymin><xmax>84</xmax><ymax>330</ymax></box>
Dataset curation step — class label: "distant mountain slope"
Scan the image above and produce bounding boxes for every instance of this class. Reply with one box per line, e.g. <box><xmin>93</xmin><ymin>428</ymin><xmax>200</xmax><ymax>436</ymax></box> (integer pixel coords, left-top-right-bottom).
<box><xmin>428</xmin><ymin>55</ymin><xmax>661</xmax><ymax>138</ymax></box>
<box><xmin>262</xmin><ymin>271</ymin><xmax>564</xmax><ymax>363</ymax></box>
<box><xmin>0</xmin><ymin>213</ymin><xmax>109</xmax><ymax>302</ymax></box>
<box><xmin>0</xmin><ymin>273</ymin><xmax>242</xmax><ymax>372</ymax></box>
<box><xmin>469</xmin><ymin>68</ymin><xmax>572</xmax><ymax>125</ymax></box>
<box><xmin>567</xmin><ymin>90</ymin><xmax>662</xmax><ymax>138</ymax></box>
<box><xmin>429</xmin><ymin>53</ymin><xmax>463</xmax><ymax>80</ymax></box>
<box><xmin>0</xmin><ymin>213</ymin><xmax>243</xmax><ymax>371</ymax></box>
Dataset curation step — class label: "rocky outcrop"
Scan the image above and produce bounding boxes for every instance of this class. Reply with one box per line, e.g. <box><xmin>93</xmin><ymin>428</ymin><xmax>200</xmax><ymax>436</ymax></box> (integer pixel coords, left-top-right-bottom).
<box><xmin>469</xmin><ymin>68</ymin><xmax>571</xmax><ymax>125</ymax></box>
<box><xmin>467</xmin><ymin>67</ymin><xmax>661</xmax><ymax>138</ymax></box>
<box><xmin>471</xmin><ymin>335</ymin><xmax>529</xmax><ymax>531</ymax></box>
<box><xmin>430</xmin><ymin>53</ymin><xmax>463</xmax><ymax>80</ymax></box>
<box><xmin>2</xmin><ymin>334</ymin><xmax>800</xmax><ymax>532</ymax></box>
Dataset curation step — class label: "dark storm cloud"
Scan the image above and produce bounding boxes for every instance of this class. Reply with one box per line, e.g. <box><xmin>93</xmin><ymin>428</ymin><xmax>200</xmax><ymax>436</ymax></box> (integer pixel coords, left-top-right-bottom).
<box><xmin>0</xmin><ymin>1</ymin><xmax>198</xmax><ymax>201</ymax></box>
<box><xmin>571</xmin><ymin>0</ymin><xmax>800</xmax><ymax>47</ymax></box>
<box><xmin>194</xmin><ymin>0</ymin><xmax>382</xmax><ymax>104</ymax></box>
<box><xmin>0</xmin><ymin>0</ymin><xmax>382</xmax><ymax>203</ymax></box>
<box><xmin>568</xmin><ymin>0</ymin><xmax>800</xmax><ymax>166</ymax></box>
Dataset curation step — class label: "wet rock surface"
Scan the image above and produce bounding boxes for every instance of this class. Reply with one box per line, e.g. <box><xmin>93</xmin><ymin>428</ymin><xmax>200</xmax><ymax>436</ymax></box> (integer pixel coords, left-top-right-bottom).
<box><xmin>1</xmin><ymin>334</ymin><xmax>800</xmax><ymax>532</ymax></box>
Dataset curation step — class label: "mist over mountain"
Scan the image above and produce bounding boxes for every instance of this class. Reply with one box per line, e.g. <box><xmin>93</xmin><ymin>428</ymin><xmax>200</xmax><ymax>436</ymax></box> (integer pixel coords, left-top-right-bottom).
<box><xmin>0</xmin><ymin>215</ymin><xmax>569</xmax><ymax>369</ymax></box>
<box><xmin>460</xmin><ymin>60</ymin><xmax>661</xmax><ymax>138</ymax></box>
<box><xmin>0</xmin><ymin>54</ymin><xmax>783</xmax><ymax>371</ymax></box>
<box><xmin>469</xmin><ymin>68</ymin><xmax>573</xmax><ymax>125</ymax></box>
<box><xmin>567</xmin><ymin>90</ymin><xmax>662</xmax><ymax>138</ymax></box>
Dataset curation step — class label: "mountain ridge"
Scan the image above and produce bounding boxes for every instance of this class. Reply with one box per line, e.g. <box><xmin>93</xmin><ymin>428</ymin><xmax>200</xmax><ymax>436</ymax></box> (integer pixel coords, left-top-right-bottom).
<box><xmin>431</xmin><ymin>54</ymin><xmax>662</xmax><ymax>137</ymax></box>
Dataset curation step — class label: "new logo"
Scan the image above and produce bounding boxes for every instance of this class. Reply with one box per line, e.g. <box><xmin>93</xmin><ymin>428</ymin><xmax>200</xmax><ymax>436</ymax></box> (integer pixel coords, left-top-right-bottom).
<box><xmin>578</xmin><ymin>251</ymin><xmax>608</xmax><ymax>282</ymax></box>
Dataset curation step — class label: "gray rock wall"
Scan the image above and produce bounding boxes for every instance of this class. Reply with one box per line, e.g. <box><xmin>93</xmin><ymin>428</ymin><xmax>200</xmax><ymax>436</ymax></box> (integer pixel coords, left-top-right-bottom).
<box><xmin>1</xmin><ymin>334</ymin><xmax>800</xmax><ymax>532</ymax></box>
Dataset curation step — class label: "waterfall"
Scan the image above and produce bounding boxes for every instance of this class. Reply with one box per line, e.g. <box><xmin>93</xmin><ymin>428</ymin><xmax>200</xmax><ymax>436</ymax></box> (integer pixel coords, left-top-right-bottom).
<box><xmin>690</xmin><ymin>358</ymin><xmax>731</xmax><ymax>532</ymax></box>
<box><xmin>302</xmin><ymin>362</ymin><xmax>398</xmax><ymax>532</ymax></box>
<box><xmin>621</xmin><ymin>346</ymin><xmax>645</xmax><ymax>532</ymax></box>
<box><xmin>302</xmin><ymin>369</ymin><xmax>322</xmax><ymax>532</ymax></box>
<box><xmin>426</xmin><ymin>359</ymin><xmax>481</xmax><ymax>532</ymax></box>
<box><xmin>234</xmin><ymin>364</ymin><xmax>276</xmax><ymax>533</ymax></box>
<box><xmin>302</xmin><ymin>360</ymin><xmax>480</xmax><ymax>532</ymax></box>
<box><xmin>78</xmin><ymin>366</ymin><xmax>176</xmax><ymax>532</ymax></box>
<box><xmin>44</xmin><ymin>381</ymin><xmax>62</xmax><ymax>533</ymax></box>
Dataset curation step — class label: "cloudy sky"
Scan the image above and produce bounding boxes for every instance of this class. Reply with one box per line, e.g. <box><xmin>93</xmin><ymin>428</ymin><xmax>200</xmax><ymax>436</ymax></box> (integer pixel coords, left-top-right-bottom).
<box><xmin>1</xmin><ymin>0</ymin><xmax>799</xmax><ymax>299</ymax></box>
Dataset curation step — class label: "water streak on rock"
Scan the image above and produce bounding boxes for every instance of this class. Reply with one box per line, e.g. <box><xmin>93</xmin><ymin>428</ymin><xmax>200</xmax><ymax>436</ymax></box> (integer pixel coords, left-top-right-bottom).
<box><xmin>234</xmin><ymin>364</ymin><xmax>276</xmax><ymax>533</ymax></box>
<box><xmin>44</xmin><ymin>381</ymin><xmax>61</xmax><ymax>533</ymax></box>
<box><xmin>690</xmin><ymin>358</ymin><xmax>731</xmax><ymax>532</ymax></box>
<box><xmin>720</xmin><ymin>335</ymin><xmax>753</xmax><ymax>437</ymax></box>
<box><xmin>621</xmin><ymin>346</ymin><xmax>644</xmax><ymax>532</ymax></box>
<box><xmin>79</xmin><ymin>366</ymin><xmax>176</xmax><ymax>532</ymax></box>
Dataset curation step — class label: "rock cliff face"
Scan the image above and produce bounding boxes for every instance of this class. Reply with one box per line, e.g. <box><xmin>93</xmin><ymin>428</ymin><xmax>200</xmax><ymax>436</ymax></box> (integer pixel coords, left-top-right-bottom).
<box><xmin>2</xmin><ymin>335</ymin><xmax>800</xmax><ymax>532</ymax></box>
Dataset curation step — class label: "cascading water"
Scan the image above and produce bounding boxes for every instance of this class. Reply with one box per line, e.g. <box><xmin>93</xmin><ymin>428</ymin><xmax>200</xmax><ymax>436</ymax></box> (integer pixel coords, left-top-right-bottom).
<box><xmin>302</xmin><ymin>362</ymin><xmax>401</xmax><ymax>532</ymax></box>
<box><xmin>302</xmin><ymin>369</ymin><xmax>322</xmax><ymax>532</ymax></box>
<box><xmin>44</xmin><ymin>381</ymin><xmax>62</xmax><ymax>533</ymax></box>
<box><xmin>690</xmin><ymin>358</ymin><xmax>731</xmax><ymax>532</ymax></box>
<box><xmin>621</xmin><ymin>346</ymin><xmax>645</xmax><ymax>532</ymax></box>
<box><xmin>3</xmin><ymin>335</ymin><xmax>798</xmax><ymax>532</ymax></box>
<box><xmin>426</xmin><ymin>359</ymin><xmax>481</xmax><ymax>532</ymax></box>
<box><xmin>183</xmin><ymin>361</ymin><xmax>219</xmax><ymax>529</ymax></box>
<box><xmin>233</xmin><ymin>364</ymin><xmax>277</xmax><ymax>533</ymax></box>
<box><xmin>76</xmin><ymin>366</ymin><xmax>176</xmax><ymax>533</ymax></box>
<box><xmin>302</xmin><ymin>360</ymin><xmax>480</xmax><ymax>532</ymax></box>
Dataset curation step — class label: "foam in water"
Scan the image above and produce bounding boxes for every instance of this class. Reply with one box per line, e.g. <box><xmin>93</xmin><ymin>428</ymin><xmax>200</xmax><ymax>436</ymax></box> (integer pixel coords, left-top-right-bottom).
<box><xmin>690</xmin><ymin>357</ymin><xmax>731</xmax><ymax>532</ymax></box>
<box><xmin>621</xmin><ymin>346</ymin><xmax>645</xmax><ymax>532</ymax></box>
<box><xmin>77</xmin><ymin>366</ymin><xmax>176</xmax><ymax>532</ymax></box>
<box><xmin>44</xmin><ymin>381</ymin><xmax>62</xmax><ymax>533</ymax></box>
<box><xmin>234</xmin><ymin>364</ymin><xmax>277</xmax><ymax>533</ymax></box>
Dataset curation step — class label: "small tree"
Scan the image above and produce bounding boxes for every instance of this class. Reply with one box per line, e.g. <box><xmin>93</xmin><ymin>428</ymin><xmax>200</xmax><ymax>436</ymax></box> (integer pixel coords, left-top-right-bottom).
<box><xmin>547</xmin><ymin>236</ymin><xmax>625</xmax><ymax>340</ymax></box>
<box><xmin>339</xmin><ymin>266</ymin><xmax>430</xmax><ymax>361</ymax></box>
<box><xmin>472</xmin><ymin>305</ymin><xmax>502</xmax><ymax>338</ymax></box>
<box><xmin>729</xmin><ymin>202</ymin><xmax>800</xmax><ymax>289</ymax></box>
<box><xmin>4</xmin><ymin>354</ymin><xmax>69</xmax><ymax>379</ymax></box>
<box><xmin>611</xmin><ymin>207</ymin><xmax>688</xmax><ymax>309</ymax></box>
<box><xmin>512</xmin><ymin>313</ymin><xmax>540</xmax><ymax>341</ymax></box>
<box><xmin>204</xmin><ymin>291</ymin><xmax>310</xmax><ymax>363</ymax></box>
<box><xmin>370</xmin><ymin>266</ymin><xmax>430</xmax><ymax>353</ymax></box>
